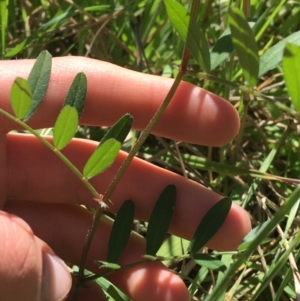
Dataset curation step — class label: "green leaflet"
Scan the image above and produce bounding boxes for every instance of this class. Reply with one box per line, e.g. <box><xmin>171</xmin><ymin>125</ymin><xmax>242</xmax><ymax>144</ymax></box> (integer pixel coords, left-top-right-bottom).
<box><xmin>146</xmin><ymin>184</ymin><xmax>177</xmax><ymax>256</ymax></box>
<box><xmin>107</xmin><ymin>200</ymin><xmax>135</xmax><ymax>263</ymax></box>
<box><xmin>62</xmin><ymin>72</ymin><xmax>87</xmax><ymax>119</ymax></box>
<box><xmin>283</xmin><ymin>43</ymin><xmax>300</xmax><ymax>111</ymax></box>
<box><xmin>228</xmin><ymin>7</ymin><xmax>259</xmax><ymax>87</ymax></box>
<box><xmin>164</xmin><ymin>0</ymin><xmax>210</xmax><ymax>72</ymax></box>
<box><xmin>190</xmin><ymin>197</ymin><xmax>232</xmax><ymax>255</ymax></box>
<box><xmin>83</xmin><ymin>138</ymin><xmax>121</xmax><ymax>179</ymax></box>
<box><xmin>10</xmin><ymin>77</ymin><xmax>32</xmax><ymax>119</ymax></box>
<box><xmin>24</xmin><ymin>50</ymin><xmax>52</xmax><ymax>121</ymax></box>
<box><xmin>100</xmin><ymin>113</ymin><xmax>133</xmax><ymax>146</ymax></box>
<box><xmin>53</xmin><ymin>105</ymin><xmax>78</xmax><ymax>150</ymax></box>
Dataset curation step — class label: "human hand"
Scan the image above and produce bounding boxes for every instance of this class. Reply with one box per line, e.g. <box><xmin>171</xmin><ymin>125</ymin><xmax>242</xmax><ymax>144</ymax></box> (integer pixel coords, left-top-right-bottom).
<box><xmin>0</xmin><ymin>57</ymin><xmax>251</xmax><ymax>301</ymax></box>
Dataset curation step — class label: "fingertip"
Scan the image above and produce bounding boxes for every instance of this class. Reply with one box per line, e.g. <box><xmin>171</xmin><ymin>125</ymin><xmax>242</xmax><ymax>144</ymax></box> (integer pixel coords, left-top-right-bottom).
<box><xmin>156</xmin><ymin>81</ymin><xmax>240</xmax><ymax>146</ymax></box>
<box><xmin>110</xmin><ymin>263</ymin><xmax>190</xmax><ymax>301</ymax></box>
<box><xmin>42</xmin><ymin>252</ymin><xmax>72</xmax><ymax>301</ymax></box>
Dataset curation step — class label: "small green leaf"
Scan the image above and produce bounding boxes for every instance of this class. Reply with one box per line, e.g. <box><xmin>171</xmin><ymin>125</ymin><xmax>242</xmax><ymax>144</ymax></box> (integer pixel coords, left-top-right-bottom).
<box><xmin>190</xmin><ymin>197</ymin><xmax>232</xmax><ymax>254</ymax></box>
<box><xmin>62</xmin><ymin>72</ymin><xmax>87</xmax><ymax>119</ymax></box>
<box><xmin>193</xmin><ymin>254</ymin><xmax>226</xmax><ymax>270</ymax></box>
<box><xmin>107</xmin><ymin>200</ymin><xmax>135</xmax><ymax>263</ymax></box>
<box><xmin>101</xmin><ymin>114</ymin><xmax>133</xmax><ymax>145</ymax></box>
<box><xmin>94</xmin><ymin>261</ymin><xmax>121</xmax><ymax>270</ymax></box>
<box><xmin>228</xmin><ymin>7</ymin><xmax>259</xmax><ymax>87</ymax></box>
<box><xmin>53</xmin><ymin>105</ymin><xmax>78</xmax><ymax>150</ymax></box>
<box><xmin>283</xmin><ymin>43</ymin><xmax>300</xmax><ymax>111</ymax></box>
<box><xmin>146</xmin><ymin>184</ymin><xmax>177</xmax><ymax>256</ymax></box>
<box><xmin>259</xmin><ymin>31</ymin><xmax>300</xmax><ymax>76</ymax></box>
<box><xmin>164</xmin><ymin>0</ymin><xmax>210</xmax><ymax>72</ymax></box>
<box><xmin>83</xmin><ymin>138</ymin><xmax>121</xmax><ymax>179</ymax></box>
<box><xmin>24</xmin><ymin>50</ymin><xmax>52</xmax><ymax>121</ymax></box>
<box><xmin>10</xmin><ymin>77</ymin><xmax>32</xmax><ymax>119</ymax></box>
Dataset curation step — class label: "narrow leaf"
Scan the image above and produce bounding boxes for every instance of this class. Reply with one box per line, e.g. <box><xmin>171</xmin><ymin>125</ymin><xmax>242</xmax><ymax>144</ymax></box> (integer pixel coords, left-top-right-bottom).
<box><xmin>83</xmin><ymin>138</ymin><xmax>121</xmax><ymax>179</ymax></box>
<box><xmin>228</xmin><ymin>7</ymin><xmax>259</xmax><ymax>87</ymax></box>
<box><xmin>107</xmin><ymin>200</ymin><xmax>135</xmax><ymax>263</ymax></box>
<box><xmin>259</xmin><ymin>31</ymin><xmax>300</xmax><ymax>76</ymax></box>
<box><xmin>193</xmin><ymin>254</ymin><xmax>226</xmax><ymax>270</ymax></box>
<box><xmin>24</xmin><ymin>50</ymin><xmax>52</xmax><ymax>121</ymax></box>
<box><xmin>53</xmin><ymin>105</ymin><xmax>78</xmax><ymax>150</ymax></box>
<box><xmin>10</xmin><ymin>77</ymin><xmax>32</xmax><ymax>119</ymax></box>
<box><xmin>101</xmin><ymin>113</ymin><xmax>133</xmax><ymax>145</ymax></box>
<box><xmin>62</xmin><ymin>72</ymin><xmax>87</xmax><ymax>119</ymax></box>
<box><xmin>146</xmin><ymin>184</ymin><xmax>177</xmax><ymax>256</ymax></box>
<box><xmin>190</xmin><ymin>197</ymin><xmax>232</xmax><ymax>254</ymax></box>
<box><xmin>283</xmin><ymin>43</ymin><xmax>300</xmax><ymax>111</ymax></box>
<box><xmin>164</xmin><ymin>0</ymin><xmax>211</xmax><ymax>72</ymax></box>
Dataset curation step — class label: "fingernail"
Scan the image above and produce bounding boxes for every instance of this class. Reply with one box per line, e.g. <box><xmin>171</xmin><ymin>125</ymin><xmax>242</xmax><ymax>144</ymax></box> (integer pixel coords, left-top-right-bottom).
<box><xmin>42</xmin><ymin>252</ymin><xmax>72</xmax><ymax>301</ymax></box>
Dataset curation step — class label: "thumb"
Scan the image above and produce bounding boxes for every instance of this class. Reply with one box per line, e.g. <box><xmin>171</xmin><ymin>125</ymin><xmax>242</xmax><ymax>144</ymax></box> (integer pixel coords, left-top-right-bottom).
<box><xmin>0</xmin><ymin>210</ymin><xmax>72</xmax><ymax>301</ymax></box>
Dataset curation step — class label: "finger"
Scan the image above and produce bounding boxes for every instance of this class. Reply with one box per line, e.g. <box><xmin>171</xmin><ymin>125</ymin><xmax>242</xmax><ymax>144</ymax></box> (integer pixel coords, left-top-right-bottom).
<box><xmin>7</xmin><ymin>133</ymin><xmax>251</xmax><ymax>251</ymax></box>
<box><xmin>0</xmin><ymin>57</ymin><xmax>239</xmax><ymax>146</ymax></box>
<box><xmin>0</xmin><ymin>210</ymin><xmax>72</xmax><ymax>301</ymax></box>
<box><xmin>4</xmin><ymin>202</ymin><xmax>190</xmax><ymax>301</ymax></box>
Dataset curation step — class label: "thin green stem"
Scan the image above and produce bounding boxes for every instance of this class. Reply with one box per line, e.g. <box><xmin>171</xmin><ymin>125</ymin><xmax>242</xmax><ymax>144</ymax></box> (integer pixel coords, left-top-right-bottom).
<box><xmin>0</xmin><ymin>108</ymin><xmax>99</xmax><ymax>199</ymax></box>
<box><xmin>78</xmin><ymin>71</ymin><xmax>185</xmax><ymax>282</ymax></box>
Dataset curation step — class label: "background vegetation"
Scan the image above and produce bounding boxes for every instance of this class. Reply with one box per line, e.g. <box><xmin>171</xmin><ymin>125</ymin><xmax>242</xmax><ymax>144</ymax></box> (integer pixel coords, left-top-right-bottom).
<box><xmin>1</xmin><ymin>0</ymin><xmax>300</xmax><ymax>300</ymax></box>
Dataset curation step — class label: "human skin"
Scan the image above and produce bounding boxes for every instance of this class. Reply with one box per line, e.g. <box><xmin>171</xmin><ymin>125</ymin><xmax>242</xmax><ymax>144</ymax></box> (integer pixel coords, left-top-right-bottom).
<box><xmin>0</xmin><ymin>57</ymin><xmax>251</xmax><ymax>301</ymax></box>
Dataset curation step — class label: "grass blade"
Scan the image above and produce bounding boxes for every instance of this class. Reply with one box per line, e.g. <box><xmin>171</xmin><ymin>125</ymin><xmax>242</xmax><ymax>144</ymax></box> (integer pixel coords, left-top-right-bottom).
<box><xmin>83</xmin><ymin>138</ymin><xmax>121</xmax><ymax>179</ymax></box>
<box><xmin>10</xmin><ymin>77</ymin><xmax>32</xmax><ymax>119</ymax></box>
<box><xmin>228</xmin><ymin>7</ymin><xmax>259</xmax><ymax>87</ymax></box>
<box><xmin>107</xmin><ymin>200</ymin><xmax>135</xmax><ymax>263</ymax></box>
<box><xmin>164</xmin><ymin>0</ymin><xmax>210</xmax><ymax>72</ymax></box>
<box><xmin>283</xmin><ymin>43</ymin><xmax>300</xmax><ymax>111</ymax></box>
<box><xmin>53</xmin><ymin>105</ymin><xmax>78</xmax><ymax>150</ymax></box>
<box><xmin>190</xmin><ymin>197</ymin><xmax>232</xmax><ymax>255</ymax></box>
<box><xmin>24</xmin><ymin>50</ymin><xmax>52</xmax><ymax>121</ymax></box>
<box><xmin>0</xmin><ymin>0</ymin><xmax>8</xmax><ymax>57</ymax></box>
<box><xmin>259</xmin><ymin>31</ymin><xmax>300</xmax><ymax>76</ymax></box>
<box><xmin>146</xmin><ymin>184</ymin><xmax>177</xmax><ymax>256</ymax></box>
<box><xmin>62</xmin><ymin>72</ymin><xmax>87</xmax><ymax>119</ymax></box>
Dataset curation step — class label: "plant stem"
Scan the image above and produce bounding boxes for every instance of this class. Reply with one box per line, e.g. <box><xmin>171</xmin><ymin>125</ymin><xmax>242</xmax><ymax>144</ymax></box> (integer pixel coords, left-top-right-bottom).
<box><xmin>78</xmin><ymin>71</ymin><xmax>185</xmax><ymax>281</ymax></box>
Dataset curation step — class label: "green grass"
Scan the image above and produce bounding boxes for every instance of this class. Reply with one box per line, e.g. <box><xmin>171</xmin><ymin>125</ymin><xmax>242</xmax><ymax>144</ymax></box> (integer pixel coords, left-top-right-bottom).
<box><xmin>2</xmin><ymin>0</ymin><xmax>300</xmax><ymax>300</ymax></box>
